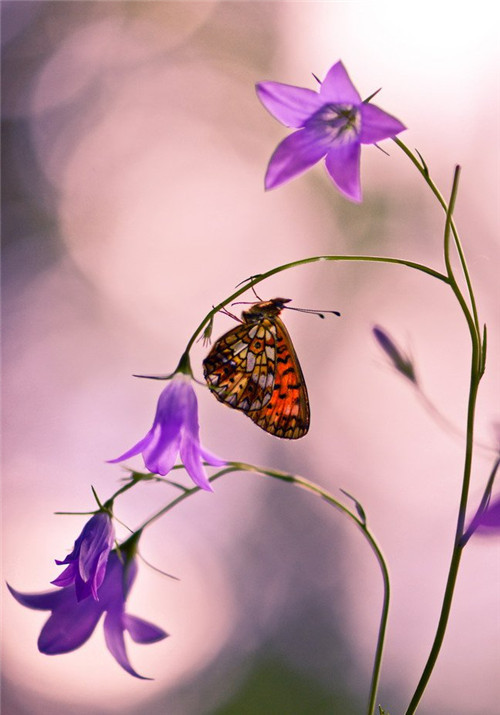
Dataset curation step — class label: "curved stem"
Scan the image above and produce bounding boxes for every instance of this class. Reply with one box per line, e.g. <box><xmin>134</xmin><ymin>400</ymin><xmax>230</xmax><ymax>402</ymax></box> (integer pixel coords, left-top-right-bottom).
<box><xmin>136</xmin><ymin>467</ymin><xmax>236</xmax><ymax>532</ymax></box>
<box><xmin>131</xmin><ymin>461</ymin><xmax>389</xmax><ymax>714</ymax></box>
<box><xmin>404</xmin><ymin>167</ymin><xmax>483</xmax><ymax>713</ymax></box>
<box><xmin>366</xmin><ymin>529</ymin><xmax>391</xmax><ymax>715</ymax></box>
<box><xmin>405</xmin><ymin>356</ymin><xmax>481</xmax><ymax>713</ymax></box>
<box><xmin>393</xmin><ymin>137</ymin><xmax>480</xmax><ymax>343</ymax></box>
<box><xmin>183</xmin><ymin>255</ymin><xmax>449</xmax><ymax>355</ymax></box>
<box><xmin>229</xmin><ymin>462</ymin><xmax>390</xmax><ymax>715</ymax></box>
<box><xmin>441</xmin><ymin>167</ymin><xmax>481</xmax><ymax>372</ymax></box>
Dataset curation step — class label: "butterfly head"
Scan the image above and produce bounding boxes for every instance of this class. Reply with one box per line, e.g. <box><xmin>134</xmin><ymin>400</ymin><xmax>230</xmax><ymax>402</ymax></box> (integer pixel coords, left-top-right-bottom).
<box><xmin>241</xmin><ymin>298</ymin><xmax>291</xmax><ymax>323</ymax></box>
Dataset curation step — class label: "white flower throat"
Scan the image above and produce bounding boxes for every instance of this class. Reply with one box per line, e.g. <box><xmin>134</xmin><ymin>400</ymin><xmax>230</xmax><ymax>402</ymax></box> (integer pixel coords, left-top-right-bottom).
<box><xmin>309</xmin><ymin>103</ymin><xmax>361</xmax><ymax>144</ymax></box>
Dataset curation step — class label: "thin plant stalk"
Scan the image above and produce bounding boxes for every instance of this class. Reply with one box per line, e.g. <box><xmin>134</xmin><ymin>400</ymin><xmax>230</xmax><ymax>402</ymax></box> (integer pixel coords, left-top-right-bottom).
<box><xmin>235</xmin><ymin>463</ymin><xmax>390</xmax><ymax>715</ymax></box>
<box><xmin>401</xmin><ymin>161</ymin><xmax>483</xmax><ymax>712</ymax></box>
<box><xmin>134</xmin><ymin>461</ymin><xmax>390</xmax><ymax>715</ymax></box>
<box><xmin>393</xmin><ymin>137</ymin><xmax>480</xmax><ymax>342</ymax></box>
<box><xmin>182</xmin><ymin>255</ymin><xmax>448</xmax><ymax>357</ymax></box>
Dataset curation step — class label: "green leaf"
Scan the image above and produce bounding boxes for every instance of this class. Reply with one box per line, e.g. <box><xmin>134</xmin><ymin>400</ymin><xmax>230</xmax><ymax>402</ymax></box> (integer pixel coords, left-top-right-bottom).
<box><xmin>340</xmin><ymin>489</ymin><xmax>367</xmax><ymax>526</ymax></box>
<box><xmin>480</xmin><ymin>323</ymin><xmax>487</xmax><ymax>376</ymax></box>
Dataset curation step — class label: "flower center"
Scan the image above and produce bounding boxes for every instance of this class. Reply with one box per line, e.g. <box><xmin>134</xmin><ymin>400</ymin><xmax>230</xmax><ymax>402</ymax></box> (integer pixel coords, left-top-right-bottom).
<box><xmin>308</xmin><ymin>103</ymin><xmax>361</xmax><ymax>145</ymax></box>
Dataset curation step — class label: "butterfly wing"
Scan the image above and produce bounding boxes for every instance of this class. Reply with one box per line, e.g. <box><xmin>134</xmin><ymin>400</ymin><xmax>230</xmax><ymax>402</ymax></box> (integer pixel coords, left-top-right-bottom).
<box><xmin>203</xmin><ymin>319</ymin><xmax>277</xmax><ymax>413</ymax></box>
<box><xmin>249</xmin><ymin>317</ymin><xmax>310</xmax><ymax>439</ymax></box>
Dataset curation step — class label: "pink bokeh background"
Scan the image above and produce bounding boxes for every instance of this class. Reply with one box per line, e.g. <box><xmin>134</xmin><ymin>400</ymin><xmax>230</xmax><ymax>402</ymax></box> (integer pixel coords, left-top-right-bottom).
<box><xmin>2</xmin><ymin>3</ymin><xmax>499</xmax><ymax>714</ymax></box>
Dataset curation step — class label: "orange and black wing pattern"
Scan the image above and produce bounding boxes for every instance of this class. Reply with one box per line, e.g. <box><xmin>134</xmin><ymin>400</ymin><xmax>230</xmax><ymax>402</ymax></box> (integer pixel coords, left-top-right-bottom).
<box><xmin>202</xmin><ymin>299</ymin><xmax>309</xmax><ymax>439</ymax></box>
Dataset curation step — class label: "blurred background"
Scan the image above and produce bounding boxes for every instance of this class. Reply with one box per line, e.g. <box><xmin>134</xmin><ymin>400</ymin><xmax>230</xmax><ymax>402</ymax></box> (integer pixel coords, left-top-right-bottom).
<box><xmin>2</xmin><ymin>2</ymin><xmax>499</xmax><ymax>714</ymax></box>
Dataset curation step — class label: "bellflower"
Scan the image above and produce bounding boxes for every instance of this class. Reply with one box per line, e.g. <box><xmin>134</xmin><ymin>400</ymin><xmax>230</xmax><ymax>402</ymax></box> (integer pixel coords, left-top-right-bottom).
<box><xmin>51</xmin><ymin>511</ymin><xmax>115</xmax><ymax>602</ymax></box>
<box><xmin>109</xmin><ymin>373</ymin><xmax>225</xmax><ymax>491</ymax></box>
<box><xmin>256</xmin><ymin>60</ymin><xmax>406</xmax><ymax>201</ymax></box>
<box><xmin>373</xmin><ymin>326</ymin><xmax>418</xmax><ymax>385</ymax></box>
<box><xmin>8</xmin><ymin>551</ymin><xmax>167</xmax><ymax>679</ymax></box>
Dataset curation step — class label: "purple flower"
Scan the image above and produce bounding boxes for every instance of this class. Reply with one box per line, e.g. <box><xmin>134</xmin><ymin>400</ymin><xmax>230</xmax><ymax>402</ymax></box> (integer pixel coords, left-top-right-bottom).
<box><xmin>8</xmin><ymin>551</ymin><xmax>167</xmax><ymax>679</ymax></box>
<box><xmin>51</xmin><ymin>512</ymin><xmax>115</xmax><ymax>602</ymax></box>
<box><xmin>468</xmin><ymin>495</ymin><xmax>500</xmax><ymax>535</ymax></box>
<box><xmin>256</xmin><ymin>60</ymin><xmax>406</xmax><ymax>201</ymax></box>
<box><xmin>109</xmin><ymin>373</ymin><xmax>225</xmax><ymax>491</ymax></box>
<box><xmin>373</xmin><ymin>326</ymin><xmax>417</xmax><ymax>384</ymax></box>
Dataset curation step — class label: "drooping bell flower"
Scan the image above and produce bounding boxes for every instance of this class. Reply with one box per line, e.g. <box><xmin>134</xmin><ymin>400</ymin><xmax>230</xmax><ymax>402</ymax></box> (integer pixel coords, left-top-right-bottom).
<box><xmin>373</xmin><ymin>325</ymin><xmax>418</xmax><ymax>385</ymax></box>
<box><xmin>51</xmin><ymin>511</ymin><xmax>115</xmax><ymax>601</ymax></box>
<box><xmin>8</xmin><ymin>551</ymin><xmax>167</xmax><ymax>679</ymax></box>
<box><xmin>109</xmin><ymin>373</ymin><xmax>225</xmax><ymax>491</ymax></box>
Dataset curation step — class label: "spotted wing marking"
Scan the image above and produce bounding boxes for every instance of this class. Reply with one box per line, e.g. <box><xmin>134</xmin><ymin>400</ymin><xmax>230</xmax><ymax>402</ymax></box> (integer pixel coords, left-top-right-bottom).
<box><xmin>203</xmin><ymin>300</ymin><xmax>310</xmax><ymax>440</ymax></box>
<box><xmin>203</xmin><ymin>319</ymin><xmax>277</xmax><ymax>413</ymax></box>
<box><xmin>248</xmin><ymin>317</ymin><xmax>309</xmax><ymax>439</ymax></box>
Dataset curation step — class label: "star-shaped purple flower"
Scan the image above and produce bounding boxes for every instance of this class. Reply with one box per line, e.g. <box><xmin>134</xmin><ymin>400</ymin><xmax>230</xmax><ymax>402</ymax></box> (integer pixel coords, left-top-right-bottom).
<box><xmin>109</xmin><ymin>373</ymin><xmax>225</xmax><ymax>491</ymax></box>
<box><xmin>51</xmin><ymin>512</ymin><xmax>115</xmax><ymax>602</ymax></box>
<box><xmin>8</xmin><ymin>552</ymin><xmax>167</xmax><ymax>679</ymax></box>
<box><xmin>256</xmin><ymin>60</ymin><xmax>406</xmax><ymax>201</ymax></box>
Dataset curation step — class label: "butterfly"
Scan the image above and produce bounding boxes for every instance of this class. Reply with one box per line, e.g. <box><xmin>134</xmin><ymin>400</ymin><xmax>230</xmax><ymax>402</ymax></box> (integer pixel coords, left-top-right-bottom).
<box><xmin>203</xmin><ymin>298</ymin><xmax>310</xmax><ymax>439</ymax></box>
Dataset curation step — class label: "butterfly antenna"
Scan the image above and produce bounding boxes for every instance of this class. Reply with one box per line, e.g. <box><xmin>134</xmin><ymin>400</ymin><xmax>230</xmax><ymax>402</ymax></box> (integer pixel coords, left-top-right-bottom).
<box><xmin>231</xmin><ymin>299</ymin><xmax>260</xmax><ymax>308</ymax></box>
<box><xmin>284</xmin><ymin>305</ymin><xmax>341</xmax><ymax>319</ymax></box>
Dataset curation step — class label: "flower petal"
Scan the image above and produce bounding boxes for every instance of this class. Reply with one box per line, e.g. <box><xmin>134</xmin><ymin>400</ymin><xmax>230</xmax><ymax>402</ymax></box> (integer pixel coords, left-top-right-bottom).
<box><xmin>51</xmin><ymin>563</ymin><xmax>78</xmax><ymax>589</ymax></box>
<box><xmin>359</xmin><ymin>103</ymin><xmax>406</xmax><ymax>144</ymax></box>
<box><xmin>325</xmin><ymin>143</ymin><xmax>362</xmax><ymax>202</ymax></box>
<box><xmin>108</xmin><ymin>432</ymin><xmax>153</xmax><ymax>464</ymax></box>
<box><xmin>90</xmin><ymin>550</ymin><xmax>111</xmax><ymax>600</ymax></box>
<box><xmin>97</xmin><ymin>552</ymin><xmax>137</xmax><ymax>606</ymax></box>
<box><xmin>256</xmin><ymin>82</ymin><xmax>323</xmax><ymax>128</ymax></box>
<box><xmin>180</xmin><ymin>378</ymin><xmax>202</xmax><ymax>439</ymax></box>
<box><xmin>199</xmin><ymin>445</ymin><xmax>226</xmax><ymax>467</ymax></box>
<box><xmin>108</xmin><ymin>379</ymin><xmax>185</xmax><ymax>468</ymax></box>
<box><xmin>180</xmin><ymin>435</ymin><xmax>213</xmax><ymax>491</ymax></box>
<box><xmin>143</xmin><ymin>426</ymin><xmax>181</xmax><ymax>475</ymax></box>
<box><xmin>139</xmin><ymin>379</ymin><xmax>189</xmax><ymax>474</ymax></box>
<box><xmin>38</xmin><ymin>597</ymin><xmax>102</xmax><ymax>654</ymax></box>
<box><xmin>104</xmin><ymin>610</ymin><xmax>151</xmax><ymax>679</ymax></box>
<box><xmin>123</xmin><ymin>613</ymin><xmax>168</xmax><ymax>643</ymax></box>
<box><xmin>78</xmin><ymin>513</ymin><xmax>114</xmax><ymax>581</ymax></box>
<box><xmin>320</xmin><ymin>61</ymin><xmax>361</xmax><ymax>104</ymax></box>
<box><xmin>478</xmin><ymin>498</ymin><xmax>500</xmax><ymax>529</ymax></box>
<box><xmin>7</xmin><ymin>583</ymin><xmax>67</xmax><ymax>611</ymax></box>
<box><xmin>264</xmin><ymin>129</ymin><xmax>331</xmax><ymax>190</ymax></box>
<box><xmin>471</xmin><ymin>496</ymin><xmax>500</xmax><ymax>534</ymax></box>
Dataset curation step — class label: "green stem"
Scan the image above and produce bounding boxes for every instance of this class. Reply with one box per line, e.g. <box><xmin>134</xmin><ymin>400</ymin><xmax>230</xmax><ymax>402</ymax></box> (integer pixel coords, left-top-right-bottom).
<box><xmin>404</xmin><ymin>168</ymin><xmax>482</xmax><ymax>713</ymax></box>
<box><xmin>106</xmin><ymin>474</ymin><xmax>144</xmax><ymax>503</ymax></box>
<box><xmin>229</xmin><ymin>462</ymin><xmax>390</xmax><ymax>715</ymax></box>
<box><xmin>393</xmin><ymin>138</ymin><xmax>480</xmax><ymax>343</ymax></box>
<box><xmin>183</xmin><ymin>255</ymin><xmax>448</xmax><ymax>355</ymax></box>
<box><xmin>441</xmin><ymin>167</ymin><xmax>481</xmax><ymax>372</ymax></box>
<box><xmin>405</xmin><ymin>355</ymin><xmax>481</xmax><ymax>714</ymax></box>
<box><xmin>136</xmin><ymin>467</ymin><xmax>235</xmax><ymax>532</ymax></box>
<box><xmin>132</xmin><ymin>461</ymin><xmax>389</xmax><ymax>714</ymax></box>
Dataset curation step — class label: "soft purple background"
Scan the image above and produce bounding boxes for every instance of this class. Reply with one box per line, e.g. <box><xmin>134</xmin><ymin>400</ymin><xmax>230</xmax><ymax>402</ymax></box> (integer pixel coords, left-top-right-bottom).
<box><xmin>2</xmin><ymin>3</ymin><xmax>499</xmax><ymax>714</ymax></box>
